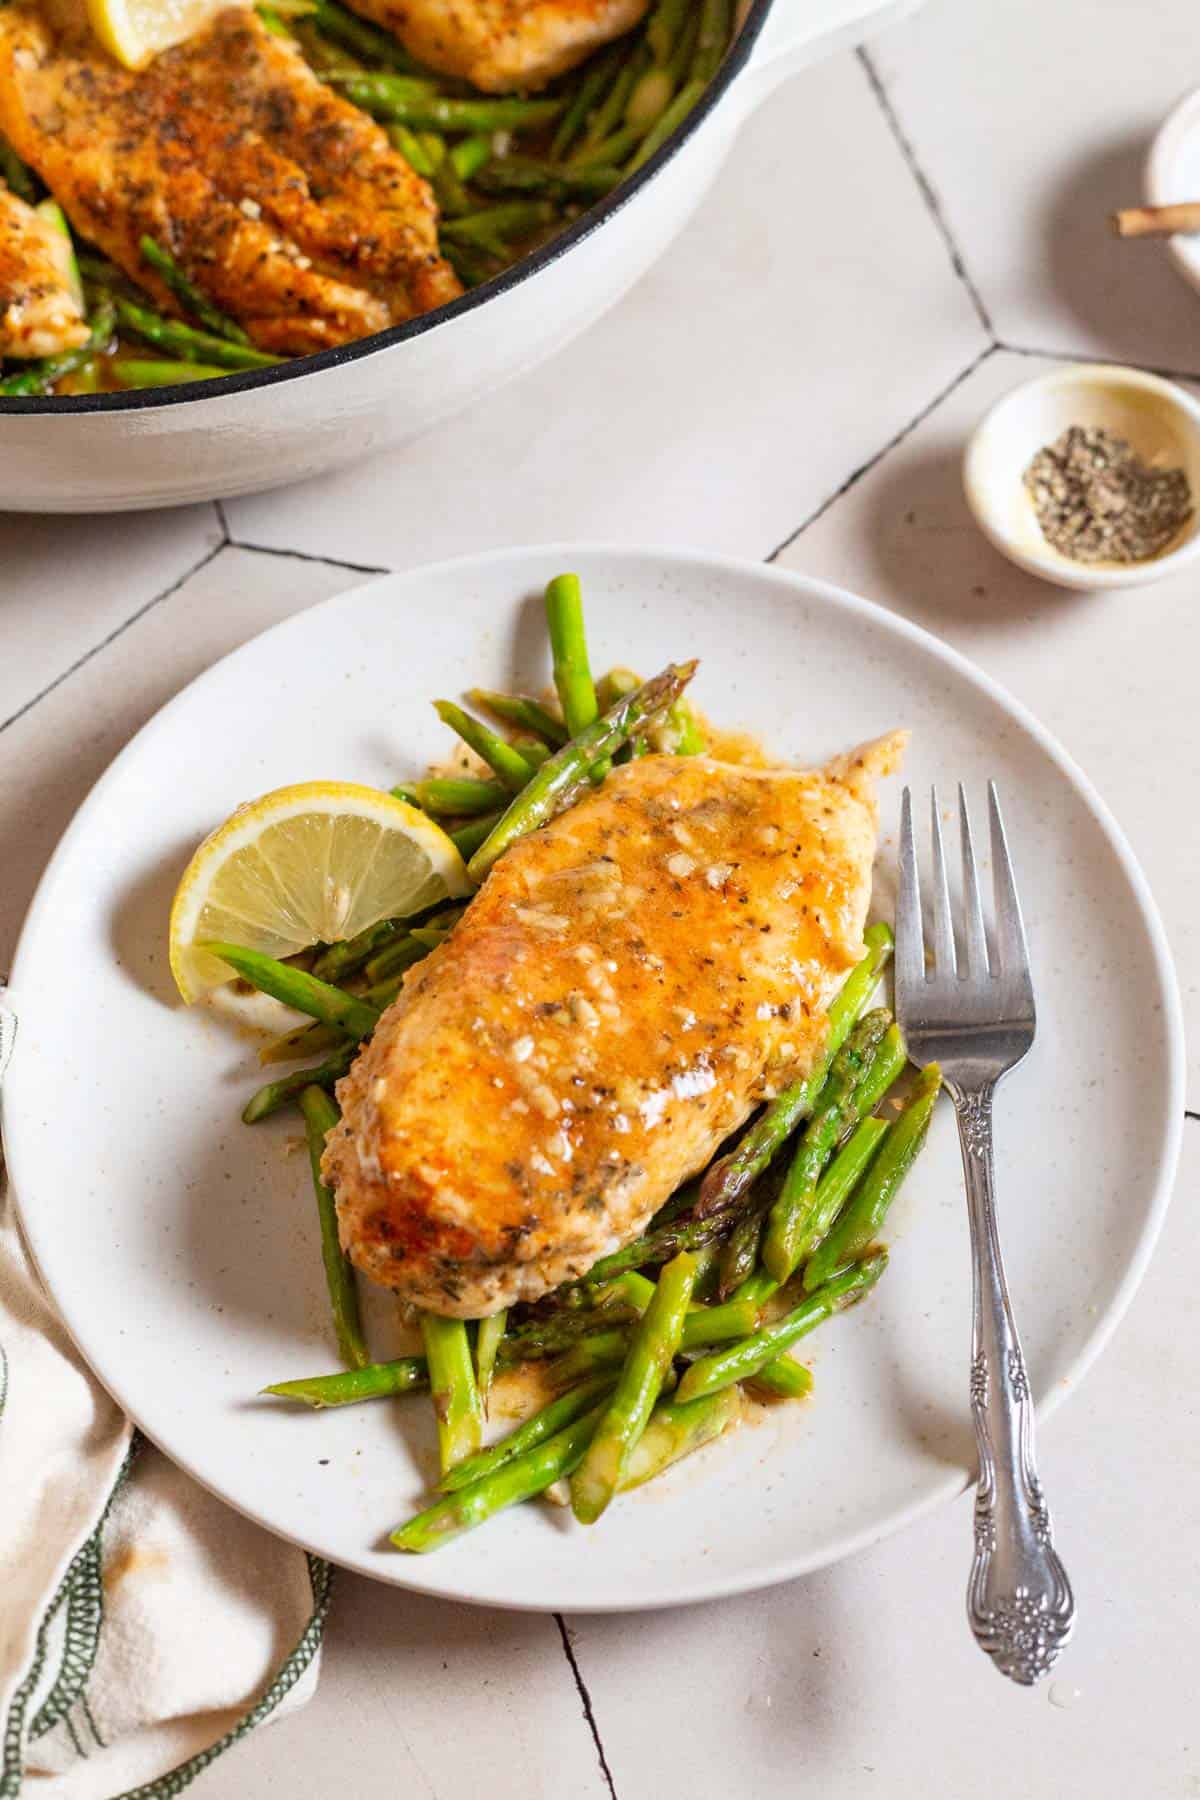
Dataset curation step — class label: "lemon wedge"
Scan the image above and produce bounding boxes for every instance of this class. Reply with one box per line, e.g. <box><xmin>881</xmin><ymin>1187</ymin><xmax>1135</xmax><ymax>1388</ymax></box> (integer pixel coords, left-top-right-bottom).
<box><xmin>86</xmin><ymin>0</ymin><xmax>249</xmax><ymax>71</ymax></box>
<box><xmin>169</xmin><ymin>780</ymin><xmax>470</xmax><ymax>1004</ymax></box>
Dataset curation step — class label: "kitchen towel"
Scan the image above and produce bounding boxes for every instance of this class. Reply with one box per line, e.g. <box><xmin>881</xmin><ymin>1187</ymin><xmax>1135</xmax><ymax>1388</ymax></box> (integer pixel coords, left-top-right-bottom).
<box><xmin>0</xmin><ymin>993</ymin><xmax>330</xmax><ymax>1800</ymax></box>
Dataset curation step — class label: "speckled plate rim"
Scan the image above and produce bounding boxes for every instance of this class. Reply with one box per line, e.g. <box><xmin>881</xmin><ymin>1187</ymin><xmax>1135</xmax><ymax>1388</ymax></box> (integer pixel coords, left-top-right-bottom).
<box><xmin>2</xmin><ymin>544</ymin><xmax>1185</xmax><ymax>1612</ymax></box>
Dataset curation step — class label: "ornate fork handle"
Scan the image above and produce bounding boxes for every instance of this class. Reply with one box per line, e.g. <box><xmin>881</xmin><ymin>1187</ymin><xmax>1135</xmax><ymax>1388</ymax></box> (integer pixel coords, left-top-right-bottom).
<box><xmin>950</xmin><ymin>1077</ymin><xmax>1075</xmax><ymax>1685</ymax></box>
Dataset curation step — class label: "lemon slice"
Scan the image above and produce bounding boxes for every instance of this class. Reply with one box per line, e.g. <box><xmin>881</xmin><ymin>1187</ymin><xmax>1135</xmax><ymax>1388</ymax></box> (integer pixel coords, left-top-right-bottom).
<box><xmin>169</xmin><ymin>780</ymin><xmax>470</xmax><ymax>1004</ymax></box>
<box><xmin>87</xmin><ymin>0</ymin><xmax>249</xmax><ymax>71</ymax></box>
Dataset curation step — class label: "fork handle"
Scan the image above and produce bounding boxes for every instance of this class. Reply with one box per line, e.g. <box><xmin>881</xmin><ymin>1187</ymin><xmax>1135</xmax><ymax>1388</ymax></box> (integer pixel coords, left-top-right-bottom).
<box><xmin>950</xmin><ymin>1077</ymin><xmax>1075</xmax><ymax>1685</ymax></box>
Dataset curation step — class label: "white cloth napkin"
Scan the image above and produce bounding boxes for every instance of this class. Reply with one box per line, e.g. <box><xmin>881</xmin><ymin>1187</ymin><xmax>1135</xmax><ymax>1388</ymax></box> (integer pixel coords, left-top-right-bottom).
<box><xmin>0</xmin><ymin>995</ymin><xmax>330</xmax><ymax>1800</ymax></box>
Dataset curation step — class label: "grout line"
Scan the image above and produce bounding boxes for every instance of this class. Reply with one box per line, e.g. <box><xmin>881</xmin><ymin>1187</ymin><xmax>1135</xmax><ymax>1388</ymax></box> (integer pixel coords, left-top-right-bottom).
<box><xmin>225</xmin><ymin>535</ymin><xmax>391</xmax><ymax>577</ymax></box>
<box><xmin>214</xmin><ymin>497</ymin><xmax>233</xmax><ymax>544</ymax></box>
<box><xmin>998</xmin><ymin>341</ymin><xmax>1200</xmax><ymax>386</ymax></box>
<box><xmin>857</xmin><ymin>48</ymin><xmax>996</xmax><ymax>340</ymax></box>
<box><xmin>767</xmin><ymin>342</ymin><xmax>998</xmax><ymax>558</ymax></box>
<box><xmin>1186</xmin><ymin>1111</ymin><xmax>1200</xmax><ymax>1124</ymax></box>
<box><xmin>554</xmin><ymin>1615</ymin><xmax>619</xmax><ymax>1800</ymax></box>
<box><xmin>0</xmin><ymin>538</ymin><xmax>228</xmax><ymax>738</ymax></box>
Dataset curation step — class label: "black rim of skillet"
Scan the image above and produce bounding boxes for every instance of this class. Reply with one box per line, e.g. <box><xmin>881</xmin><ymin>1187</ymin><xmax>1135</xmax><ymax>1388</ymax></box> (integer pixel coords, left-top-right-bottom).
<box><xmin>0</xmin><ymin>0</ymin><xmax>774</xmax><ymax>416</ymax></box>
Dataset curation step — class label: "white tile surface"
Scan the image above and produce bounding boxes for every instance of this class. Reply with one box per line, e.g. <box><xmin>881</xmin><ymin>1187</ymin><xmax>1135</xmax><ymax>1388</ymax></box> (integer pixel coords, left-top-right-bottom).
<box><xmin>226</xmin><ymin>53</ymin><xmax>987</xmax><ymax>568</ymax></box>
<box><xmin>197</xmin><ymin>1584</ymin><xmax>608</xmax><ymax>1800</ymax></box>
<box><xmin>0</xmin><ymin>505</ymin><xmax>222</xmax><ymax>731</ymax></box>
<box><xmin>0</xmin><ymin>546</ymin><xmax>358</xmax><ymax>971</ymax></box>
<box><xmin>775</xmin><ymin>347</ymin><xmax>1200</xmax><ymax>1101</ymax></box>
<box><xmin>867</xmin><ymin>0</ymin><xmax>1200</xmax><ymax>371</ymax></box>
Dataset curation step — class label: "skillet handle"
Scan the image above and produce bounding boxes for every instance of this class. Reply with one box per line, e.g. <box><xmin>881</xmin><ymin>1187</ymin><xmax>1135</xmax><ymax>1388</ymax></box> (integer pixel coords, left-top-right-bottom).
<box><xmin>734</xmin><ymin>0</ymin><xmax>923</xmax><ymax>115</ymax></box>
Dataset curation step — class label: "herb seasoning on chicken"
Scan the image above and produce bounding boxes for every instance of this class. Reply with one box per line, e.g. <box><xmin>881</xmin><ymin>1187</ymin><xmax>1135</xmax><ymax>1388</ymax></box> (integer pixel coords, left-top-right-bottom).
<box><xmin>323</xmin><ymin>733</ymin><xmax>906</xmax><ymax>1315</ymax></box>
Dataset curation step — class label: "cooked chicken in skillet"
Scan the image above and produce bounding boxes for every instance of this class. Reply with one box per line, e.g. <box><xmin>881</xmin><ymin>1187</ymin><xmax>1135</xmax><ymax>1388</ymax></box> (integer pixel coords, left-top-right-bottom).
<box><xmin>323</xmin><ymin>733</ymin><xmax>906</xmax><ymax>1316</ymax></box>
<box><xmin>0</xmin><ymin>5</ymin><xmax>461</xmax><ymax>354</ymax></box>
<box><xmin>342</xmin><ymin>0</ymin><xmax>649</xmax><ymax>92</ymax></box>
<box><xmin>0</xmin><ymin>182</ymin><xmax>87</xmax><ymax>357</ymax></box>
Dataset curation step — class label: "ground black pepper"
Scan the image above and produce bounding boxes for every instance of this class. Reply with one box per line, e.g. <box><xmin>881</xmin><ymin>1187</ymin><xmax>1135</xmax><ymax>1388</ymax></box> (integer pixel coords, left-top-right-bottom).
<box><xmin>1023</xmin><ymin>424</ymin><xmax>1192</xmax><ymax>563</ymax></box>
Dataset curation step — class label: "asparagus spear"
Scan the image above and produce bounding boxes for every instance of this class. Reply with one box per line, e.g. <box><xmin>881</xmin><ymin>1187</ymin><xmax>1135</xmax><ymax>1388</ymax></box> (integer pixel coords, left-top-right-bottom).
<box><xmin>421</xmin><ymin>1314</ymin><xmax>484</xmax><ymax>1471</ymax></box>
<box><xmin>466</xmin><ymin>689</ymin><xmax>568</xmax><ymax>747</ymax></box>
<box><xmin>441</xmin><ymin>201</ymin><xmax>557</xmax><ymax>249</ymax></box>
<box><xmin>467</xmin><ymin>660</ymin><xmax>698</xmax><ymax>879</ymax></box>
<box><xmin>550</xmin><ymin>40</ymin><xmax>624</xmax><ymax>158</ymax></box>
<box><xmin>619</xmin><ymin>1387</ymin><xmax>740</xmax><ymax>1489</ymax></box>
<box><xmin>37</xmin><ymin>200</ymin><xmax>82</xmax><ymax>308</ymax></box>
<box><xmin>646</xmin><ymin>0</ymin><xmax>690</xmax><ymax>61</ymax></box>
<box><xmin>389</xmin><ymin>122</ymin><xmax>437</xmax><ymax>176</ymax></box>
<box><xmin>138</xmin><ymin>237</ymin><xmax>251</xmax><ymax>344</ymax></box>
<box><xmin>746</xmin><ymin>1355</ymin><xmax>814</xmax><ymax>1402</ymax></box>
<box><xmin>312</xmin><ymin>916</ymin><xmax>407</xmax><ymax>983</ymax></box>
<box><xmin>299</xmin><ymin>1087</ymin><xmax>368</xmax><ymax>1368</ymax></box>
<box><xmin>114</xmin><ymin>298</ymin><xmax>279</xmax><ymax>369</ymax></box>
<box><xmin>327</xmin><ymin>76</ymin><xmax>563</xmax><ymax>133</ymax></box>
<box><xmin>262</xmin><ymin>1355</ymin><xmax>428</xmax><ymax>1406</ymax></box>
<box><xmin>695</xmin><ymin>923</ymin><xmax>894</xmax><ymax>1219</ymax></box>
<box><xmin>259</xmin><ymin>969</ymin><xmax>405</xmax><ymax>1064</ymax></box>
<box><xmin>677</xmin><ymin>1254</ymin><xmax>888</xmax><ymax>1402</ymax></box>
<box><xmin>476</xmin><ymin>157</ymin><xmax>620</xmax><ymax>200</ymax></box>
<box><xmin>391</xmin><ymin>1403</ymin><xmax>606</xmax><ymax>1551</ymax></box>
<box><xmin>242</xmin><ymin>1040</ymin><xmax>358</xmax><ymax>1123</ymax></box>
<box><xmin>718</xmin><ymin>1208</ymin><xmax>764</xmax><ymax>1300</ymax></box>
<box><xmin>692</xmin><ymin>0</ymin><xmax>733</xmax><ymax>84</ymax></box>
<box><xmin>111</xmin><ymin>359</ymin><xmax>228</xmax><ymax>387</ymax></box>
<box><xmin>761</xmin><ymin>1013</ymin><xmax>905</xmax><ymax>1284</ymax></box>
<box><xmin>449</xmin><ymin>812</ymin><xmax>504</xmax><ymax>859</ymax></box>
<box><xmin>544</xmin><ymin>574</ymin><xmax>600</xmax><ymax>736</ymax></box>
<box><xmin>438</xmin><ymin>1373</ymin><xmax>614</xmax><ymax>1493</ymax></box>
<box><xmin>577</xmin><ymin>36</ymin><xmax>647</xmax><ymax>151</ymax></box>
<box><xmin>310</xmin><ymin>0</ymin><xmax>422</xmax><ymax>68</ymax></box>
<box><xmin>364</xmin><ymin>931</ymin><xmax>434</xmax><ymax>986</ymax></box>
<box><xmin>475</xmin><ymin>1309</ymin><xmax>507</xmax><ymax>1407</ymax></box>
<box><xmin>451</xmin><ymin>134</ymin><xmax>493</xmax><ymax>180</ymax></box>
<box><xmin>570</xmin><ymin>1251</ymin><xmax>697</xmax><ymax>1523</ymax></box>
<box><xmin>433</xmin><ymin>700</ymin><xmax>538</xmax><ymax>791</ymax></box>
<box><xmin>788</xmin><ymin>1115</ymin><xmax>890</xmax><ymax>1269</ymax></box>
<box><xmin>572</xmin><ymin>123</ymin><xmax>642</xmax><ymax>171</ymax></box>
<box><xmin>0</xmin><ymin>298</ymin><xmax>115</xmax><ymax>396</ymax></box>
<box><xmin>548</xmin><ymin>1328</ymin><xmax>630</xmax><ymax>1386</ymax></box>
<box><xmin>201</xmin><ymin>942</ymin><xmax>381</xmax><ymax>1038</ymax></box>
<box><xmin>802</xmin><ymin>1066</ymin><xmax>942</xmax><ymax>1291</ymax></box>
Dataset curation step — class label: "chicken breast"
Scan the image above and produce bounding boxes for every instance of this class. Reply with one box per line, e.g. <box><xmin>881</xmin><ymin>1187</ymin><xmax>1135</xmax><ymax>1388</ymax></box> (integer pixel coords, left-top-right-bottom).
<box><xmin>0</xmin><ymin>5</ymin><xmax>460</xmax><ymax>355</ymax></box>
<box><xmin>343</xmin><ymin>0</ymin><xmax>649</xmax><ymax>93</ymax></box>
<box><xmin>0</xmin><ymin>182</ymin><xmax>88</xmax><ymax>357</ymax></box>
<box><xmin>324</xmin><ymin>734</ymin><xmax>906</xmax><ymax>1316</ymax></box>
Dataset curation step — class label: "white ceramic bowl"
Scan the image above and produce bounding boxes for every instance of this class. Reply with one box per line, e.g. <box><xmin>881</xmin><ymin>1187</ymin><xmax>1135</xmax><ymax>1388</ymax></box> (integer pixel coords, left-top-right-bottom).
<box><xmin>963</xmin><ymin>363</ymin><xmax>1200</xmax><ymax>590</ymax></box>
<box><xmin>1146</xmin><ymin>85</ymin><xmax>1200</xmax><ymax>299</ymax></box>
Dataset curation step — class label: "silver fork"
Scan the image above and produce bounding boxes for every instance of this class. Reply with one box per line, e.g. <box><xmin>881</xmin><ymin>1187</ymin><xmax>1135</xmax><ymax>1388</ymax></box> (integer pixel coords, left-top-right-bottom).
<box><xmin>895</xmin><ymin>782</ymin><xmax>1075</xmax><ymax>1686</ymax></box>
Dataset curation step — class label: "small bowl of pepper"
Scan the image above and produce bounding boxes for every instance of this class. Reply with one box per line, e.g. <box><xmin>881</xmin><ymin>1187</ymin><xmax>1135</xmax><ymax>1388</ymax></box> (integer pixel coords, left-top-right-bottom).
<box><xmin>963</xmin><ymin>363</ymin><xmax>1200</xmax><ymax>589</ymax></box>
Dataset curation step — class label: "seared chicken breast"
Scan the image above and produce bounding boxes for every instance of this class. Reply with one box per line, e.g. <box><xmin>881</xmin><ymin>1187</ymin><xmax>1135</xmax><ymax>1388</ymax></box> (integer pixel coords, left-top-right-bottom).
<box><xmin>0</xmin><ymin>5</ymin><xmax>460</xmax><ymax>354</ymax></box>
<box><xmin>343</xmin><ymin>0</ymin><xmax>649</xmax><ymax>92</ymax></box>
<box><xmin>0</xmin><ymin>182</ymin><xmax>87</xmax><ymax>357</ymax></box>
<box><xmin>324</xmin><ymin>734</ymin><xmax>906</xmax><ymax>1316</ymax></box>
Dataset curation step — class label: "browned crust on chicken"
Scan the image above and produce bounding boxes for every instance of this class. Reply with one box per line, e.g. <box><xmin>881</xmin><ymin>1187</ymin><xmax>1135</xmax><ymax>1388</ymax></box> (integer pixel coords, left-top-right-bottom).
<box><xmin>343</xmin><ymin>0</ymin><xmax>649</xmax><ymax>92</ymax></box>
<box><xmin>0</xmin><ymin>181</ymin><xmax>87</xmax><ymax>357</ymax></box>
<box><xmin>0</xmin><ymin>5</ymin><xmax>460</xmax><ymax>355</ymax></box>
<box><xmin>323</xmin><ymin>735</ymin><xmax>905</xmax><ymax>1316</ymax></box>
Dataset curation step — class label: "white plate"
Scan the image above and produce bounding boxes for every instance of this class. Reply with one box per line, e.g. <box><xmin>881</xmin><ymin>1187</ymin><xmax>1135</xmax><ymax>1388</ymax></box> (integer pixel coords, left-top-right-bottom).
<box><xmin>1146</xmin><ymin>85</ymin><xmax>1200</xmax><ymax>296</ymax></box>
<box><xmin>2</xmin><ymin>547</ymin><xmax>1183</xmax><ymax>1612</ymax></box>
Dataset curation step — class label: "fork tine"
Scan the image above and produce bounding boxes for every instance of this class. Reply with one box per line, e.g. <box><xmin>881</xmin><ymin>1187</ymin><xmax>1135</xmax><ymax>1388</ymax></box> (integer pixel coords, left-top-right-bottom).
<box><xmin>958</xmin><ymin>785</ymin><xmax>990</xmax><ymax>977</ymax></box>
<box><xmin>895</xmin><ymin>787</ymin><xmax>925</xmax><ymax>1003</ymax></box>
<box><xmin>987</xmin><ymin>782</ymin><xmax>1032</xmax><ymax>983</ymax></box>
<box><xmin>928</xmin><ymin>788</ymin><xmax>957</xmax><ymax>978</ymax></box>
